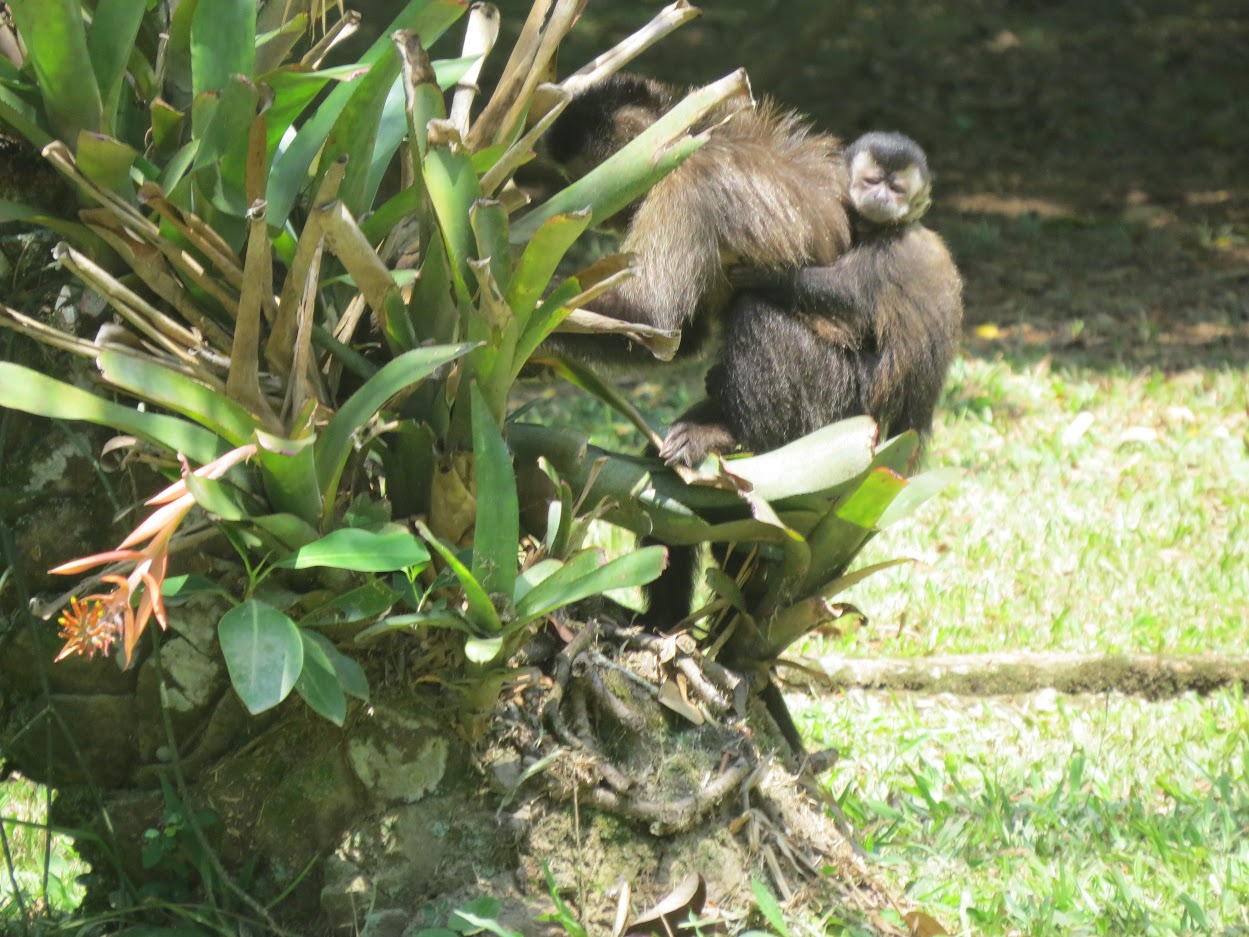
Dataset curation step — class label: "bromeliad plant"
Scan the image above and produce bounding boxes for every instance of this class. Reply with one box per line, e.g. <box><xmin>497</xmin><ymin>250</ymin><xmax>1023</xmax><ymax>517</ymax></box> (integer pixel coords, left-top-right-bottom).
<box><xmin>0</xmin><ymin>0</ymin><xmax>953</xmax><ymax>729</ymax></box>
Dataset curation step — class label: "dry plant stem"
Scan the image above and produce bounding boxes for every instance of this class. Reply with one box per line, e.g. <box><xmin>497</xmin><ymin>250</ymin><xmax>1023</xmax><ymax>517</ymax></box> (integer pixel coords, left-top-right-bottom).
<box><xmin>587</xmin><ymin>651</ymin><xmax>660</xmax><ymax>699</ymax></box>
<box><xmin>448</xmin><ymin>3</ymin><xmax>500</xmax><ymax>135</ymax></box>
<box><xmin>227</xmin><ymin>201</ymin><xmax>281</xmax><ymax>429</ymax></box>
<box><xmin>41</xmin><ymin>142</ymin><xmax>159</xmax><ymax>239</ymax></box>
<box><xmin>300</xmin><ymin>9</ymin><xmax>360</xmax><ymax>68</ymax></box>
<box><xmin>553</xmin><ymin>308</ymin><xmax>680</xmax><ymax>359</ymax></box>
<box><xmin>82</xmin><ymin>213</ymin><xmax>234</xmax><ymax>352</ymax></box>
<box><xmin>578</xmin><ymin>756</ymin><xmax>757</xmax><ymax>834</ymax></box>
<box><xmin>493</xmin><ymin>0</ymin><xmax>582</xmax><ymax>146</ymax></box>
<box><xmin>0</xmin><ymin>305</ymin><xmax>107</xmax><ymax>358</ymax></box>
<box><xmin>478</xmin><ymin>83</ymin><xmax>570</xmax><ymax>195</ymax></box>
<box><xmin>138</xmin><ymin>184</ymin><xmax>245</xmax><ymax>291</ymax></box>
<box><xmin>560</xmin><ymin>0</ymin><xmax>701</xmax><ymax>96</ymax></box>
<box><xmin>465</xmin><ymin>0</ymin><xmax>552</xmax><ymax>149</ymax></box>
<box><xmin>675</xmin><ymin>657</ymin><xmax>731</xmax><ymax>714</ymax></box>
<box><xmin>318</xmin><ymin>201</ymin><xmax>405</xmax><ymax>315</ymax></box>
<box><xmin>52</xmin><ymin>245</ymin><xmax>221</xmax><ymax>384</ymax></box>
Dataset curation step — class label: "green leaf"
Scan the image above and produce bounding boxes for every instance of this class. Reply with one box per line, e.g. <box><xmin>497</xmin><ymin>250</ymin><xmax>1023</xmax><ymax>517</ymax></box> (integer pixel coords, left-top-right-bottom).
<box><xmin>319</xmin><ymin>51</ymin><xmax>402</xmax><ymax>217</ymax></box>
<box><xmin>74</xmin><ymin>130</ymin><xmax>138</xmax><ymax>197</ymax></box>
<box><xmin>355</xmin><ymin>610</ymin><xmax>476</xmax><ymax>641</ymax></box>
<box><xmin>470</xmin><ymin>383</ymin><xmax>518</xmax><ymax>599</ymax></box>
<box><xmin>877</xmin><ymin>467</ymin><xmax>962</xmax><ymax>529</ymax></box>
<box><xmin>86</xmin><ymin>0</ymin><xmax>148</xmax><ymax>134</ymax></box>
<box><xmin>192</xmin><ymin>73</ymin><xmax>259</xmax><ymax>173</ymax></box>
<box><xmin>834</xmin><ymin>467</ymin><xmax>908</xmax><ymax>528</ymax></box>
<box><xmin>276</xmin><ymin>526</ymin><xmax>430</xmax><ymax>572</ymax></box>
<box><xmin>294</xmin><ymin>629</ymin><xmax>347</xmax><ymax>725</ymax></box>
<box><xmin>218</xmin><ymin>599</ymin><xmax>303</xmax><ymax>714</ymax></box>
<box><xmin>97</xmin><ymin>350</ymin><xmax>261</xmax><ymax>445</ymax></box>
<box><xmin>303</xmin><ymin>580</ymin><xmax>401</xmax><ymax>627</ymax></box>
<box><xmin>304</xmin><ymin>630</ymin><xmax>369</xmax><ymax>701</ymax></box>
<box><xmin>247</xmin><ymin>513</ymin><xmax>321</xmax><ymax>552</ymax></box>
<box><xmin>728</xmin><ymin>417</ymin><xmax>879</xmax><ymax>503</ymax></box>
<box><xmin>161</xmin><ymin>573</ymin><xmax>232</xmax><ymax>603</ymax></box>
<box><xmin>265</xmin><ymin>0</ymin><xmax>466</xmax><ymax>228</ymax></box>
<box><xmin>513</xmin><ymin>546</ymin><xmax>666</xmax><ymax>624</ymax></box>
<box><xmin>0</xmin><ymin>362</ymin><xmax>229</xmax><ymax>465</ymax></box>
<box><xmin>184</xmin><ymin>473</ymin><xmax>256</xmax><ymax>522</ymax></box>
<box><xmin>253</xmin><ymin>431</ymin><xmax>322</xmax><ymax>525</ymax></box>
<box><xmin>512</xmin><ymin>558</ymin><xmax>563</xmax><ymax>605</ymax></box>
<box><xmin>190</xmin><ymin>0</ymin><xmax>255</xmax><ymax>99</ymax></box>
<box><xmin>464</xmin><ymin>635</ymin><xmax>504</xmax><ymax>664</ymax></box>
<box><xmin>415</xmin><ymin>521</ymin><xmax>501</xmax><ymax>633</ymax></box>
<box><xmin>506</xmin><ymin>210</ymin><xmax>592</xmax><ymax>322</ymax></box>
<box><xmin>315</xmin><ymin>343</ymin><xmax>475</xmax><ymax>507</ymax></box>
<box><xmin>751</xmin><ymin>879</ymin><xmax>792</xmax><ymax>937</ymax></box>
<box><xmin>8</xmin><ymin>0</ymin><xmax>103</xmax><ymax>142</ymax></box>
<box><xmin>423</xmin><ymin>122</ymin><xmax>483</xmax><ymax>303</ymax></box>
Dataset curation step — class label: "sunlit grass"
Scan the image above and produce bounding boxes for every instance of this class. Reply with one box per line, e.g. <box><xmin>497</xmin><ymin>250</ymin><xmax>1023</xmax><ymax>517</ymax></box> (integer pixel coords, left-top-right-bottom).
<box><xmin>530</xmin><ymin>350</ymin><xmax>1249</xmax><ymax>936</ymax></box>
<box><xmin>1</xmin><ymin>775</ymin><xmax>86</xmax><ymax>919</ymax></box>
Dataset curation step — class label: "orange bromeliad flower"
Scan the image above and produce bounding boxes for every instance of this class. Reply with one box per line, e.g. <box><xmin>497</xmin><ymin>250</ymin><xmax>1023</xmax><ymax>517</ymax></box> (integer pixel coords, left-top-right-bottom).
<box><xmin>49</xmin><ymin>444</ymin><xmax>256</xmax><ymax>666</ymax></box>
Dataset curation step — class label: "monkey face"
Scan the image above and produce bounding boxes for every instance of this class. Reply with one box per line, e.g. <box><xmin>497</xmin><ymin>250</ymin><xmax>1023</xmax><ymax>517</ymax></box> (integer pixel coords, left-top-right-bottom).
<box><xmin>849</xmin><ymin>150</ymin><xmax>931</xmax><ymax>225</ymax></box>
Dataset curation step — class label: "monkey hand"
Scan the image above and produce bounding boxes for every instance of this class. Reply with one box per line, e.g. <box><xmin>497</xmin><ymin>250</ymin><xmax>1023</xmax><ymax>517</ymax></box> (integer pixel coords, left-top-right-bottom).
<box><xmin>659</xmin><ymin>419</ymin><xmax>738</xmax><ymax>468</ymax></box>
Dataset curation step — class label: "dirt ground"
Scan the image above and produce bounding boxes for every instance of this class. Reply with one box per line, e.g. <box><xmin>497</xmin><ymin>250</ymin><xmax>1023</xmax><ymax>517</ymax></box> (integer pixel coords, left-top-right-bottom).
<box><xmin>556</xmin><ymin>0</ymin><xmax>1249</xmax><ymax>373</ymax></box>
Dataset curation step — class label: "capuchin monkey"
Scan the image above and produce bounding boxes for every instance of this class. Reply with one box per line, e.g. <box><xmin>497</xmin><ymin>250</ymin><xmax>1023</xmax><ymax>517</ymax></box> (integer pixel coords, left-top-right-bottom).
<box><xmin>541</xmin><ymin>73</ymin><xmax>854</xmax><ymax>364</ymax></box>
<box><xmin>659</xmin><ymin>131</ymin><xmax>963</xmax><ymax>466</ymax></box>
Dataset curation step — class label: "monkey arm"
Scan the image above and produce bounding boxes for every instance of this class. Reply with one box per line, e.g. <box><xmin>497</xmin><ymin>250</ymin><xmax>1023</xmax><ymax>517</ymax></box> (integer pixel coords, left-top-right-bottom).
<box><xmin>729</xmin><ymin>259</ymin><xmax>875</xmax><ymax>338</ymax></box>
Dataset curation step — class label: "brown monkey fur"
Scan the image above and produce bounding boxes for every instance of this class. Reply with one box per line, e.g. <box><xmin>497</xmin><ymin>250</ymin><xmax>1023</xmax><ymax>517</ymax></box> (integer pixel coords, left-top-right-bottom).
<box><xmin>542</xmin><ymin>73</ymin><xmax>853</xmax><ymax>364</ymax></box>
<box><xmin>661</xmin><ymin>131</ymin><xmax>963</xmax><ymax>465</ymax></box>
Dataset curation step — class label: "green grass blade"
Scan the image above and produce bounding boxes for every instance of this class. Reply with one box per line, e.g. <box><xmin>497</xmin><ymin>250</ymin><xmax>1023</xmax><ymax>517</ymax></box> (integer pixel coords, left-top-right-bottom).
<box><xmin>415</xmin><ymin>520</ymin><xmax>501</xmax><ymax>633</ymax></box>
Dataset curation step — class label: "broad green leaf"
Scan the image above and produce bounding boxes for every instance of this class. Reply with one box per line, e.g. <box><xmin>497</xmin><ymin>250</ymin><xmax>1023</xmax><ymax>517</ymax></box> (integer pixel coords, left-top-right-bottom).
<box><xmin>247</xmin><ymin>512</ymin><xmax>321</xmax><ymax>553</ymax></box>
<box><xmin>877</xmin><ymin>467</ymin><xmax>962</xmax><ymax>529</ymax></box>
<box><xmin>415</xmin><ymin>521</ymin><xmax>501</xmax><ymax>633</ymax></box>
<box><xmin>8</xmin><ymin>0</ymin><xmax>103</xmax><ymax>142</ymax></box>
<box><xmin>193</xmin><ymin>73</ymin><xmax>259</xmax><ymax>174</ymax></box>
<box><xmin>190</xmin><ymin>0</ymin><xmax>255</xmax><ymax>100</ymax></box>
<box><xmin>265</xmin><ymin>0</ymin><xmax>466</xmax><ymax>228</ymax></box>
<box><xmin>464</xmin><ymin>635</ymin><xmax>504</xmax><ymax>664</ymax></box>
<box><xmin>834</xmin><ymin>467</ymin><xmax>907</xmax><ymax>528</ymax></box>
<box><xmin>276</xmin><ymin>526</ymin><xmax>430</xmax><ymax>572</ymax></box>
<box><xmin>97</xmin><ymin>350</ymin><xmax>261</xmax><ymax>445</ymax></box>
<box><xmin>294</xmin><ymin>630</ymin><xmax>347</xmax><ymax>725</ymax></box>
<box><xmin>511</xmin><ymin>548</ymin><xmax>604</xmax><ymax>621</ymax></box>
<box><xmin>304</xmin><ymin>630</ymin><xmax>369</xmax><ymax>701</ymax></box>
<box><xmin>253</xmin><ymin>431</ymin><xmax>322</xmax><ymax>525</ymax></box>
<box><xmin>161</xmin><ymin>573</ymin><xmax>232</xmax><ymax>603</ymax></box>
<box><xmin>74</xmin><ymin>131</ymin><xmax>138</xmax><ymax>197</ymax></box>
<box><xmin>728</xmin><ymin>417</ymin><xmax>878</xmax><ymax>502</ymax></box>
<box><xmin>86</xmin><ymin>0</ymin><xmax>148</xmax><ymax>133</ymax></box>
<box><xmin>512</xmin><ymin>558</ymin><xmax>563</xmax><ymax>606</ymax></box>
<box><xmin>513</xmin><ymin>546</ymin><xmax>666</xmax><ymax>624</ymax></box>
<box><xmin>302</xmin><ymin>580</ymin><xmax>401</xmax><ymax>627</ymax></box>
<box><xmin>423</xmin><ymin>122</ymin><xmax>482</xmax><ymax>304</ymax></box>
<box><xmin>319</xmin><ymin>52</ymin><xmax>402</xmax><ymax>216</ymax></box>
<box><xmin>470</xmin><ymin>199</ymin><xmax>511</xmax><ymax>296</ymax></box>
<box><xmin>0</xmin><ymin>84</ymin><xmax>53</xmax><ymax>148</ymax></box>
<box><xmin>470</xmin><ymin>383</ymin><xmax>518</xmax><ymax>599</ymax></box>
<box><xmin>506</xmin><ymin>209</ymin><xmax>592</xmax><ymax>322</ymax></box>
<box><xmin>314</xmin><ymin>343</ymin><xmax>475</xmax><ymax>506</ymax></box>
<box><xmin>0</xmin><ymin>362</ymin><xmax>229</xmax><ymax>464</ymax></box>
<box><xmin>218</xmin><ymin>599</ymin><xmax>303</xmax><ymax>714</ymax></box>
<box><xmin>184</xmin><ymin>474</ymin><xmax>257</xmax><ymax>522</ymax></box>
